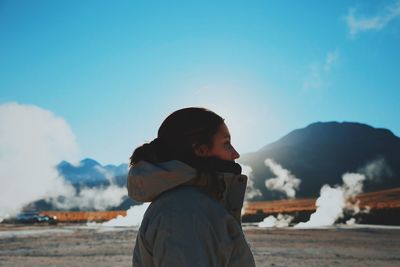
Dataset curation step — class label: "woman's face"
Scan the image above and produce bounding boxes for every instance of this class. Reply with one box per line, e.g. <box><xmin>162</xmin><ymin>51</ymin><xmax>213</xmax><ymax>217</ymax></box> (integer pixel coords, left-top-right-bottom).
<box><xmin>207</xmin><ymin>122</ymin><xmax>240</xmax><ymax>161</ymax></box>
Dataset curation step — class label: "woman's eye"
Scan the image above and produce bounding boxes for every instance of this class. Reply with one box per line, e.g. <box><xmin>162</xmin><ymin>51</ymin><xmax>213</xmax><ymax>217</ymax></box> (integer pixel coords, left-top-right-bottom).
<box><xmin>224</xmin><ymin>142</ymin><xmax>231</xmax><ymax>148</ymax></box>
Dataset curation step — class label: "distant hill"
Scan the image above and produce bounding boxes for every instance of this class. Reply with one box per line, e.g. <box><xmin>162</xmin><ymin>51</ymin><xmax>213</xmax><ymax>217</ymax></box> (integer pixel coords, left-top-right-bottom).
<box><xmin>239</xmin><ymin>122</ymin><xmax>400</xmax><ymax>201</ymax></box>
<box><xmin>27</xmin><ymin>159</ymin><xmax>132</xmax><ymax>211</ymax></box>
<box><xmin>57</xmin><ymin>158</ymin><xmax>128</xmax><ymax>187</ymax></box>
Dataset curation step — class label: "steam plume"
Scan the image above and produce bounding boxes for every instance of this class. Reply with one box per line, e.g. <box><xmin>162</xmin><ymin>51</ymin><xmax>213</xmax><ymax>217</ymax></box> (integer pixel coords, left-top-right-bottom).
<box><xmin>47</xmin><ymin>165</ymin><xmax>128</xmax><ymax>210</ymax></box>
<box><xmin>358</xmin><ymin>157</ymin><xmax>393</xmax><ymax>182</ymax></box>
<box><xmin>240</xmin><ymin>163</ymin><xmax>262</xmax><ymax>216</ymax></box>
<box><xmin>0</xmin><ymin>102</ymin><xmax>80</xmax><ymax>221</ymax></box>
<box><xmin>102</xmin><ymin>203</ymin><xmax>150</xmax><ymax>227</ymax></box>
<box><xmin>294</xmin><ymin>173</ymin><xmax>367</xmax><ymax>228</ymax></box>
<box><xmin>258</xmin><ymin>214</ymin><xmax>294</xmax><ymax>228</ymax></box>
<box><xmin>240</xmin><ymin>163</ymin><xmax>262</xmax><ymax>201</ymax></box>
<box><xmin>48</xmin><ymin>185</ymin><xmax>128</xmax><ymax>211</ymax></box>
<box><xmin>294</xmin><ymin>158</ymin><xmax>390</xmax><ymax>228</ymax></box>
<box><xmin>264</xmin><ymin>158</ymin><xmax>301</xmax><ymax>198</ymax></box>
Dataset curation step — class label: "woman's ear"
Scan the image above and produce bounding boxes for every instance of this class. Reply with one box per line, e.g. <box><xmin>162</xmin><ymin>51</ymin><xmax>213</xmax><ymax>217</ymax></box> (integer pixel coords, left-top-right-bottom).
<box><xmin>193</xmin><ymin>144</ymin><xmax>211</xmax><ymax>157</ymax></box>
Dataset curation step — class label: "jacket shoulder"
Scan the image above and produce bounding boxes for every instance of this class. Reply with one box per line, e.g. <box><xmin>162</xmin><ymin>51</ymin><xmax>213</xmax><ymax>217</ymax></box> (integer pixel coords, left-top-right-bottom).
<box><xmin>134</xmin><ymin>185</ymin><xmax>256</xmax><ymax>267</ymax></box>
<box><xmin>139</xmin><ymin>186</ymin><xmax>239</xmax><ymax>243</ymax></box>
<box><xmin>145</xmin><ymin>185</ymin><xmax>229</xmax><ymax>221</ymax></box>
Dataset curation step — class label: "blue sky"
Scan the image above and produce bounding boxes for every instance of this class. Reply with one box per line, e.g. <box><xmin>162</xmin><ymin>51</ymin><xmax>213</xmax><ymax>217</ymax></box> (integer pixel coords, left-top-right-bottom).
<box><xmin>1</xmin><ymin>0</ymin><xmax>399</xmax><ymax>165</ymax></box>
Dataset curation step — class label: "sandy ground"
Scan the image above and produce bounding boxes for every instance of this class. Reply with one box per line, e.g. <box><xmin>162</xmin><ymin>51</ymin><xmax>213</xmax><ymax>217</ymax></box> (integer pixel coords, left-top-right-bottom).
<box><xmin>0</xmin><ymin>223</ymin><xmax>399</xmax><ymax>267</ymax></box>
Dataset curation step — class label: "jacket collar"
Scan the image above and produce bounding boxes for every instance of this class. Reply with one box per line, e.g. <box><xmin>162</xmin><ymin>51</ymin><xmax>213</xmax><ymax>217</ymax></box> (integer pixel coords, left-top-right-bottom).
<box><xmin>127</xmin><ymin>160</ymin><xmax>248</xmax><ymax>225</ymax></box>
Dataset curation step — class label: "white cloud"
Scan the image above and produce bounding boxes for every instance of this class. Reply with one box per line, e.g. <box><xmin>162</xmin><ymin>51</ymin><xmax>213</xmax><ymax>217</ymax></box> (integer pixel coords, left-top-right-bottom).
<box><xmin>303</xmin><ymin>50</ymin><xmax>339</xmax><ymax>90</ymax></box>
<box><xmin>324</xmin><ymin>50</ymin><xmax>339</xmax><ymax>72</ymax></box>
<box><xmin>345</xmin><ymin>1</ymin><xmax>400</xmax><ymax>37</ymax></box>
<box><xmin>303</xmin><ymin>63</ymin><xmax>323</xmax><ymax>90</ymax></box>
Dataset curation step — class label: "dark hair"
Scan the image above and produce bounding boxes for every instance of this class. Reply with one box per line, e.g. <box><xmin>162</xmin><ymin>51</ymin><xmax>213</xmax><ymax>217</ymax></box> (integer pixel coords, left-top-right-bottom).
<box><xmin>130</xmin><ymin>107</ymin><xmax>224</xmax><ymax>167</ymax></box>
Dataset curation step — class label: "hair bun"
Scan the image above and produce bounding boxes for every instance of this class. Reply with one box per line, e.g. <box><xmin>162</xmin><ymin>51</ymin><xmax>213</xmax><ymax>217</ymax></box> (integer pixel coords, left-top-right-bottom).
<box><xmin>130</xmin><ymin>139</ymin><xmax>159</xmax><ymax>165</ymax></box>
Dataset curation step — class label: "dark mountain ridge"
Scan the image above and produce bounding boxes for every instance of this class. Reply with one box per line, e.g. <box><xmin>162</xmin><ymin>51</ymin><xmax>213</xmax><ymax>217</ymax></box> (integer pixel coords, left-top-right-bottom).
<box><xmin>239</xmin><ymin>121</ymin><xmax>400</xmax><ymax>201</ymax></box>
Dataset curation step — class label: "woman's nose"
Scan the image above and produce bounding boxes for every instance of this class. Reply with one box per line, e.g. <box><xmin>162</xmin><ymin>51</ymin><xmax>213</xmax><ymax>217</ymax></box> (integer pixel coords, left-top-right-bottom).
<box><xmin>232</xmin><ymin>146</ymin><xmax>240</xmax><ymax>160</ymax></box>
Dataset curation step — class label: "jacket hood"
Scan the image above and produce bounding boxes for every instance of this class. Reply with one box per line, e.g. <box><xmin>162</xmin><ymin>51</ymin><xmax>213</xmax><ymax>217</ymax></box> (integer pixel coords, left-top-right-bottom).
<box><xmin>127</xmin><ymin>160</ymin><xmax>197</xmax><ymax>202</ymax></box>
<box><xmin>127</xmin><ymin>160</ymin><xmax>248</xmax><ymax>224</ymax></box>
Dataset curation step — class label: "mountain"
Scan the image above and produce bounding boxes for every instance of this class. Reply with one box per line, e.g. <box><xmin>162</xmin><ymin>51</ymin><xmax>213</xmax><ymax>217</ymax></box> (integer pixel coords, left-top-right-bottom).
<box><xmin>238</xmin><ymin>121</ymin><xmax>400</xmax><ymax>201</ymax></box>
<box><xmin>26</xmin><ymin>159</ymin><xmax>132</xmax><ymax>211</ymax></box>
<box><xmin>57</xmin><ymin>158</ymin><xmax>129</xmax><ymax>187</ymax></box>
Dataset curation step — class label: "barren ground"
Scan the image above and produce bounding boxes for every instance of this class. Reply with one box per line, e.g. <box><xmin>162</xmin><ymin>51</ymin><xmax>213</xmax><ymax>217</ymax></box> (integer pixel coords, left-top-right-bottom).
<box><xmin>0</xmin><ymin>224</ymin><xmax>399</xmax><ymax>267</ymax></box>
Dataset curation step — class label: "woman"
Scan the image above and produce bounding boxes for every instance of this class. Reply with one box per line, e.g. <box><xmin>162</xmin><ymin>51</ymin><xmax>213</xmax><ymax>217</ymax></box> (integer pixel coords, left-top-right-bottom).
<box><xmin>127</xmin><ymin>107</ymin><xmax>256</xmax><ymax>267</ymax></box>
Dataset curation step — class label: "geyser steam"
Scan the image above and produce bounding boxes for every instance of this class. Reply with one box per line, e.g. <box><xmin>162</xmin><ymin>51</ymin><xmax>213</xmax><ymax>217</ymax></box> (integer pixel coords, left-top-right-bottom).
<box><xmin>47</xmin><ymin>165</ymin><xmax>128</xmax><ymax>211</ymax></box>
<box><xmin>258</xmin><ymin>214</ymin><xmax>294</xmax><ymax>228</ymax></box>
<box><xmin>102</xmin><ymin>203</ymin><xmax>150</xmax><ymax>227</ymax></box>
<box><xmin>294</xmin><ymin>158</ymin><xmax>387</xmax><ymax>228</ymax></box>
<box><xmin>0</xmin><ymin>102</ymin><xmax>80</xmax><ymax>221</ymax></box>
<box><xmin>241</xmin><ymin>163</ymin><xmax>262</xmax><ymax>201</ymax></box>
<box><xmin>264</xmin><ymin>158</ymin><xmax>301</xmax><ymax>198</ymax></box>
<box><xmin>294</xmin><ymin>173</ymin><xmax>367</xmax><ymax>228</ymax></box>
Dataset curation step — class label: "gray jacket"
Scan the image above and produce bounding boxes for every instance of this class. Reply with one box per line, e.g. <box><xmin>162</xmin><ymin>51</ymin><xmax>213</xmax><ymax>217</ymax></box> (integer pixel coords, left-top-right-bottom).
<box><xmin>127</xmin><ymin>160</ymin><xmax>256</xmax><ymax>267</ymax></box>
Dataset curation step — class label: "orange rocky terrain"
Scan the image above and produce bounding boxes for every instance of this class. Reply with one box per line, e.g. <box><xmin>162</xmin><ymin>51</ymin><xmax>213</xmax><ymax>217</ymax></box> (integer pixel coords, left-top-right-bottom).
<box><xmin>41</xmin><ymin>210</ymin><xmax>126</xmax><ymax>222</ymax></box>
<box><xmin>244</xmin><ymin>187</ymin><xmax>400</xmax><ymax>215</ymax></box>
<box><xmin>40</xmin><ymin>187</ymin><xmax>400</xmax><ymax>223</ymax></box>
